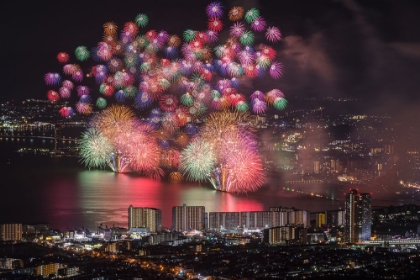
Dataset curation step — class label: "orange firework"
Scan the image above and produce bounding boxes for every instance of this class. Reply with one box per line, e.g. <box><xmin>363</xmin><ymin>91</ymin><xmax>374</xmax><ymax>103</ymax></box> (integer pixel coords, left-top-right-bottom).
<box><xmin>169</xmin><ymin>171</ymin><xmax>183</xmax><ymax>182</ymax></box>
<box><xmin>167</xmin><ymin>35</ymin><xmax>181</xmax><ymax>47</ymax></box>
<box><xmin>228</xmin><ymin>6</ymin><xmax>244</xmax><ymax>21</ymax></box>
<box><xmin>175</xmin><ymin>132</ymin><xmax>190</xmax><ymax>147</ymax></box>
<box><xmin>103</xmin><ymin>22</ymin><xmax>118</xmax><ymax>36</ymax></box>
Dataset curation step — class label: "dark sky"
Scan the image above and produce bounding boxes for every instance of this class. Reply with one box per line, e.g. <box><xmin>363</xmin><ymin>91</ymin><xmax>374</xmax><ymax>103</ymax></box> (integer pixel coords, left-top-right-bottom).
<box><xmin>1</xmin><ymin>0</ymin><xmax>420</xmax><ymax>115</ymax></box>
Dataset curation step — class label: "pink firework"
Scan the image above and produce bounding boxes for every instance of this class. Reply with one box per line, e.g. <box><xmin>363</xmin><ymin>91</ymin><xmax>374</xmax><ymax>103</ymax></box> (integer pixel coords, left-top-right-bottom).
<box><xmin>44</xmin><ymin>73</ymin><xmax>61</xmax><ymax>86</ymax></box>
<box><xmin>206</xmin><ymin>2</ymin><xmax>223</xmax><ymax>18</ymax></box>
<box><xmin>59</xmin><ymin>87</ymin><xmax>71</xmax><ymax>99</ymax></box>
<box><xmin>200</xmin><ymin>68</ymin><xmax>213</xmax><ymax>81</ymax></box>
<box><xmin>265</xmin><ymin>26</ymin><xmax>282</xmax><ymax>42</ymax></box>
<box><xmin>237</xmin><ymin>49</ymin><xmax>255</xmax><ymax>65</ymax></box>
<box><xmin>217</xmin><ymin>79</ymin><xmax>231</xmax><ymax>91</ymax></box>
<box><xmin>251</xmin><ymin>16</ymin><xmax>267</xmax><ymax>32</ymax></box>
<box><xmin>57</xmin><ymin>52</ymin><xmax>69</xmax><ymax>63</ymax></box>
<box><xmin>63</xmin><ymin>64</ymin><xmax>79</xmax><ymax>75</ymax></box>
<box><xmin>76</xmin><ymin>102</ymin><xmax>92</xmax><ymax>115</ymax></box>
<box><xmin>159</xmin><ymin>94</ymin><xmax>179</xmax><ymax>112</ymax></box>
<box><xmin>97</xmin><ymin>42</ymin><xmax>112</xmax><ymax>61</ymax></box>
<box><xmin>266</xmin><ymin>89</ymin><xmax>285</xmax><ymax>104</ymax></box>
<box><xmin>269</xmin><ymin>61</ymin><xmax>284</xmax><ymax>79</ymax></box>
<box><xmin>62</xmin><ymin>80</ymin><xmax>74</xmax><ymax>90</ymax></box>
<box><xmin>47</xmin><ymin>90</ymin><xmax>60</xmax><ymax>101</ymax></box>
<box><xmin>252</xmin><ymin>99</ymin><xmax>267</xmax><ymax>114</ymax></box>
<box><xmin>230</xmin><ymin>22</ymin><xmax>245</xmax><ymax>37</ymax></box>
<box><xmin>225</xmin><ymin>149</ymin><xmax>265</xmax><ymax>193</ymax></box>
<box><xmin>77</xmin><ymin>85</ymin><xmax>90</xmax><ymax>96</ymax></box>
<box><xmin>208</xmin><ymin>18</ymin><xmax>223</xmax><ymax>32</ymax></box>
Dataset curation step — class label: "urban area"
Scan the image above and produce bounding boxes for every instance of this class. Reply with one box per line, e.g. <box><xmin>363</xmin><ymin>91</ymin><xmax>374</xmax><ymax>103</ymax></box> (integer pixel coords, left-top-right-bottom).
<box><xmin>1</xmin><ymin>98</ymin><xmax>420</xmax><ymax>279</ymax></box>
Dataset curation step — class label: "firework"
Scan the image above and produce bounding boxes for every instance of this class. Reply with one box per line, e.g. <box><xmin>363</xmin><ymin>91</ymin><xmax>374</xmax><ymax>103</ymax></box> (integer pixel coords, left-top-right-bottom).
<box><xmin>266</xmin><ymin>26</ymin><xmax>282</xmax><ymax>42</ymax></box>
<box><xmin>169</xmin><ymin>171</ymin><xmax>183</xmax><ymax>181</ymax></box>
<box><xmin>228</xmin><ymin>6</ymin><xmax>244</xmax><ymax>21</ymax></box>
<box><xmin>206</xmin><ymin>2</ymin><xmax>223</xmax><ymax>19</ymax></box>
<box><xmin>273</xmin><ymin>97</ymin><xmax>288</xmax><ymax>110</ymax></box>
<box><xmin>59</xmin><ymin>107</ymin><xmax>74</xmax><ymax>118</ymax></box>
<box><xmin>269</xmin><ymin>61</ymin><xmax>283</xmax><ymax>79</ymax></box>
<box><xmin>180</xmin><ymin>138</ymin><xmax>216</xmax><ymax>182</ymax></box>
<box><xmin>239</xmin><ymin>30</ymin><xmax>255</xmax><ymax>46</ymax></box>
<box><xmin>59</xmin><ymin>87</ymin><xmax>71</xmax><ymax>99</ymax></box>
<box><xmin>44</xmin><ymin>2</ymin><xmax>289</xmax><ymax>185</ymax></box>
<box><xmin>78</xmin><ymin>128</ymin><xmax>115</xmax><ymax>169</ymax></box>
<box><xmin>47</xmin><ymin>90</ymin><xmax>60</xmax><ymax>102</ymax></box>
<box><xmin>245</xmin><ymin>8</ymin><xmax>260</xmax><ymax>24</ymax></box>
<box><xmin>96</xmin><ymin>97</ymin><xmax>107</xmax><ymax>109</ymax></box>
<box><xmin>44</xmin><ymin>73</ymin><xmax>61</xmax><ymax>86</ymax></box>
<box><xmin>103</xmin><ymin>22</ymin><xmax>118</xmax><ymax>36</ymax></box>
<box><xmin>75</xmin><ymin>46</ymin><xmax>90</xmax><ymax>61</ymax></box>
<box><xmin>251</xmin><ymin>16</ymin><xmax>266</xmax><ymax>32</ymax></box>
<box><xmin>57</xmin><ymin>52</ymin><xmax>69</xmax><ymax>63</ymax></box>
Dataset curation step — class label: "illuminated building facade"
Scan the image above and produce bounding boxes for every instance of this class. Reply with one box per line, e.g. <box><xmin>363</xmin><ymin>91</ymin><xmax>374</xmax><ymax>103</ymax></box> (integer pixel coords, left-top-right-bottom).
<box><xmin>207</xmin><ymin>208</ymin><xmax>309</xmax><ymax>230</ymax></box>
<box><xmin>264</xmin><ymin>226</ymin><xmax>307</xmax><ymax>245</ymax></box>
<box><xmin>172</xmin><ymin>204</ymin><xmax>205</xmax><ymax>232</ymax></box>
<box><xmin>0</xmin><ymin>223</ymin><xmax>22</xmax><ymax>242</ymax></box>
<box><xmin>345</xmin><ymin>189</ymin><xmax>371</xmax><ymax>242</ymax></box>
<box><xmin>128</xmin><ymin>205</ymin><xmax>162</xmax><ymax>233</ymax></box>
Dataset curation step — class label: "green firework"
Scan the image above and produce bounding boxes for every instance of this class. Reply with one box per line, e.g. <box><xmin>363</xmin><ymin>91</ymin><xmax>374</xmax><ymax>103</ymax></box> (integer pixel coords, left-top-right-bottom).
<box><xmin>245</xmin><ymin>8</ymin><xmax>260</xmax><ymax>24</ymax></box>
<box><xmin>75</xmin><ymin>46</ymin><xmax>90</xmax><ymax>61</ymax></box>
<box><xmin>180</xmin><ymin>93</ymin><xmax>194</xmax><ymax>106</ymax></box>
<box><xmin>96</xmin><ymin>97</ymin><xmax>107</xmax><ymax>109</ymax></box>
<box><xmin>180</xmin><ymin>138</ymin><xmax>216</xmax><ymax>182</ymax></box>
<box><xmin>239</xmin><ymin>31</ymin><xmax>255</xmax><ymax>46</ymax></box>
<box><xmin>273</xmin><ymin>97</ymin><xmax>288</xmax><ymax>110</ymax></box>
<box><xmin>135</xmin><ymin>13</ymin><xmax>149</xmax><ymax>28</ymax></box>
<box><xmin>78</xmin><ymin>128</ymin><xmax>114</xmax><ymax>169</ymax></box>
<box><xmin>183</xmin><ymin>29</ymin><xmax>196</xmax><ymax>42</ymax></box>
<box><xmin>124</xmin><ymin>85</ymin><xmax>137</xmax><ymax>98</ymax></box>
<box><xmin>236</xmin><ymin>101</ymin><xmax>249</xmax><ymax>112</ymax></box>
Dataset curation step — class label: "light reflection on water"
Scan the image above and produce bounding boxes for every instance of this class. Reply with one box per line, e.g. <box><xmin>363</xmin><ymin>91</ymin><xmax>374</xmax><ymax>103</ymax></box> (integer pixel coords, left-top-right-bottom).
<box><xmin>0</xmin><ymin>140</ymin><xmax>417</xmax><ymax>231</ymax></box>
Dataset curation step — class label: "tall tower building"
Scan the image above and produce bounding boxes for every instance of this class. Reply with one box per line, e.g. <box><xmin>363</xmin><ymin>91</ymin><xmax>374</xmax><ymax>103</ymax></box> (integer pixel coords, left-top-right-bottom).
<box><xmin>172</xmin><ymin>204</ymin><xmax>205</xmax><ymax>232</ymax></box>
<box><xmin>128</xmin><ymin>205</ymin><xmax>162</xmax><ymax>233</ymax></box>
<box><xmin>345</xmin><ymin>189</ymin><xmax>371</xmax><ymax>242</ymax></box>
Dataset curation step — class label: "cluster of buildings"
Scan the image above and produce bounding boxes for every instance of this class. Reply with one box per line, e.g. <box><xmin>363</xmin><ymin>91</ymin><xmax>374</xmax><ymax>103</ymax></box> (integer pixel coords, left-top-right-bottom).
<box><xmin>1</xmin><ymin>189</ymin><xmax>372</xmax><ymax>246</ymax></box>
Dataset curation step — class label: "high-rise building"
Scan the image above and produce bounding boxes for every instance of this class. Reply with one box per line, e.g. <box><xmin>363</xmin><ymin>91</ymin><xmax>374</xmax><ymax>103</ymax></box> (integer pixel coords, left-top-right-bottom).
<box><xmin>128</xmin><ymin>205</ymin><xmax>162</xmax><ymax>233</ymax></box>
<box><xmin>345</xmin><ymin>189</ymin><xmax>371</xmax><ymax>242</ymax></box>
<box><xmin>172</xmin><ymin>204</ymin><xmax>205</xmax><ymax>232</ymax></box>
<box><xmin>0</xmin><ymin>223</ymin><xmax>22</xmax><ymax>242</ymax></box>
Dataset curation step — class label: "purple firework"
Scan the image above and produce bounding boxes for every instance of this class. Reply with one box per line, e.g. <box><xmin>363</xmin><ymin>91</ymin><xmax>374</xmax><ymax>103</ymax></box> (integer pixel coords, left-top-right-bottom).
<box><xmin>44</xmin><ymin>73</ymin><xmax>61</xmax><ymax>86</ymax></box>
<box><xmin>251</xmin><ymin>16</ymin><xmax>266</xmax><ymax>32</ymax></box>
<box><xmin>269</xmin><ymin>61</ymin><xmax>284</xmax><ymax>79</ymax></box>
<box><xmin>206</xmin><ymin>2</ymin><xmax>223</xmax><ymax>18</ymax></box>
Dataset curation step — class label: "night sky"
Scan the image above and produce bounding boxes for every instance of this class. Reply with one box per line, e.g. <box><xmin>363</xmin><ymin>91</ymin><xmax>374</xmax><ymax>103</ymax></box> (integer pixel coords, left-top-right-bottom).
<box><xmin>1</xmin><ymin>0</ymin><xmax>420</xmax><ymax>115</ymax></box>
